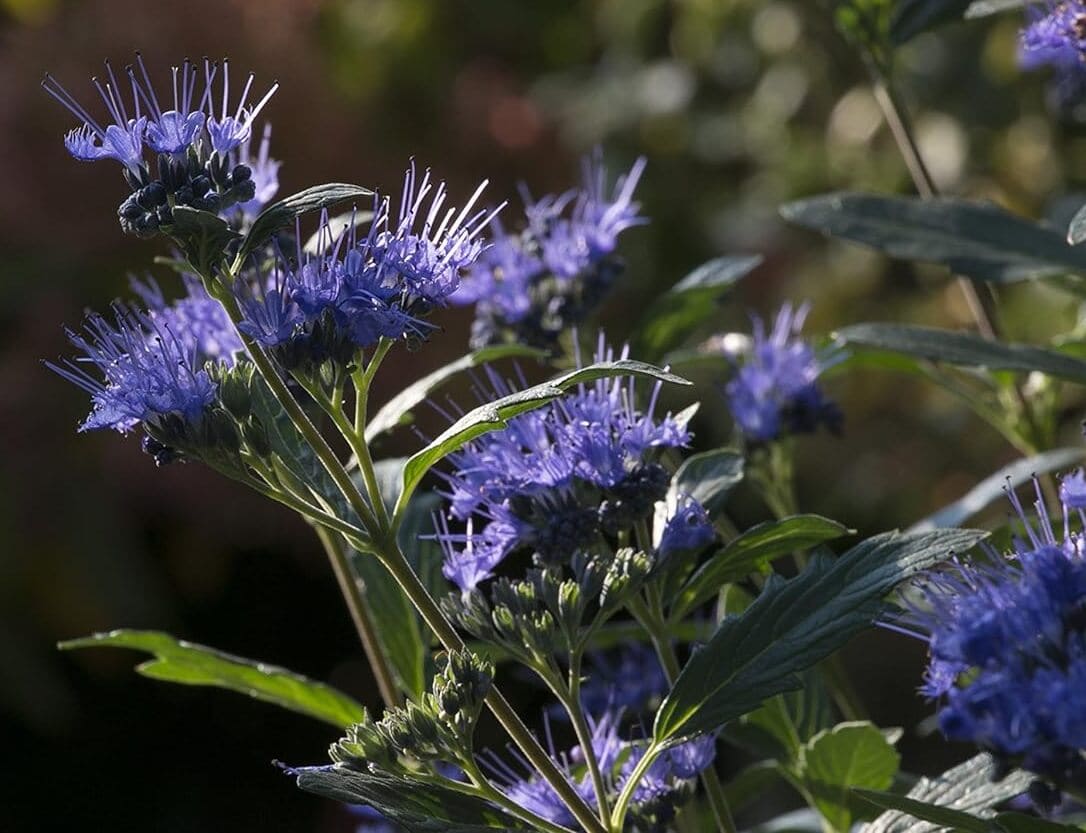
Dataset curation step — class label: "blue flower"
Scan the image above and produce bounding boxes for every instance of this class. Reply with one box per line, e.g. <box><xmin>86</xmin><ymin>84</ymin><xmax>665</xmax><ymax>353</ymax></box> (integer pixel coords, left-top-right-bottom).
<box><xmin>450</xmin><ymin>152</ymin><xmax>646</xmax><ymax>348</ymax></box>
<box><xmin>619</xmin><ymin>735</ymin><xmax>717</xmax><ymax>819</ymax></box>
<box><xmin>47</xmin><ymin>304</ymin><xmax>217</xmax><ymax>434</ymax></box>
<box><xmin>910</xmin><ymin>477</ymin><xmax>1086</xmax><ymax>787</ymax></box>
<box><xmin>1020</xmin><ymin>2</ymin><xmax>1086</xmax><ymax>103</ymax></box>
<box><xmin>436</xmin><ymin>339</ymin><xmax>691</xmax><ymax>592</ymax></box>
<box><xmin>131</xmin><ymin>274</ymin><xmax>244</xmax><ymax>362</ymax></box>
<box><xmin>723</xmin><ymin>302</ymin><xmax>842</xmax><ymax>443</ymax></box>
<box><xmin>235</xmin><ymin>123</ymin><xmax>282</xmax><ymax>219</ymax></box>
<box><xmin>234</xmin><ymin>267</ymin><xmax>305</xmax><ymax>348</ymax></box>
<box><xmin>657</xmin><ymin>496</ymin><xmax>715</xmax><ymax>561</ymax></box>
<box><xmin>578</xmin><ymin>645</ymin><xmax>670</xmax><ymax>716</ymax></box>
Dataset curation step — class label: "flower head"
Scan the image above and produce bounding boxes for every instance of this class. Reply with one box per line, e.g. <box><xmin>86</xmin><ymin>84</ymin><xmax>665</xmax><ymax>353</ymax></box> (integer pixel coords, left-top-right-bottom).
<box><xmin>131</xmin><ymin>273</ymin><xmax>243</xmax><ymax>362</ymax></box>
<box><xmin>1020</xmin><ymin>2</ymin><xmax>1086</xmax><ymax>103</ymax></box>
<box><xmin>451</xmin><ymin>151</ymin><xmax>646</xmax><ymax>349</ymax></box>
<box><xmin>47</xmin><ymin>304</ymin><xmax>217</xmax><ymax>434</ymax></box>
<box><xmin>910</xmin><ymin>477</ymin><xmax>1086</xmax><ymax>787</ymax></box>
<box><xmin>436</xmin><ymin>337</ymin><xmax>691</xmax><ymax>593</ymax></box>
<box><xmin>723</xmin><ymin>302</ymin><xmax>842</xmax><ymax>443</ymax></box>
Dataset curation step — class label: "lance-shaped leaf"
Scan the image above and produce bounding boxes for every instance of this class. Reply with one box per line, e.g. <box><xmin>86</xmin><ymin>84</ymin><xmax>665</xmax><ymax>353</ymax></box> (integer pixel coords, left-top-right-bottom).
<box><xmin>365</xmin><ymin>344</ymin><xmax>548</xmax><ymax>444</ymax></box>
<box><xmin>862</xmin><ymin>753</ymin><xmax>1031</xmax><ymax>833</ymax></box>
<box><xmin>634</xmin><ymin>255</ymin><xmax>762</xmax><ymax>359</ymax></box>
<box><xmin>653</xmin><ymin>528</ymin><xmax>986</xmax><ymax>744</ymax></box>
<box><xmin>240</xmin><ymin>183</ymin><xmax>374</xmax><ymax>261</ymax></box>
<box><xmin>668</xmin><ymin>448</ymin><xmax>745</xmax><ymax>517</ymax></box>
<box><xmin>672</xmin><ymin>515</ymin><xmax>853</xmax><ymax>619</ymax></box>
<box><xmin>837</xmin><ymin>323</ymin><xmax>1086</xmax><ymax>384</ymax></box>
<box><xmin>394</xmin><ymin>360</ymin><xmax>691</xmax><ymax>520</ymax></box>
<box><xmin>781</xmin><ymin>193</ymin><xmax>1086</xmax><ymax>284</ymax></box>
<box><xmin>295</xmin><ymin>766</ymin><xmax>529</xmax><ymax>832</ymax></box>
<box><xmin>856</xmin><ymin>791</ymin><xmax>991</xmax><ymax>833</ymax></box>
<box><xmin>910</xmin><ymin>448</ymin><xmax>1085</xmax><ymax>533</ymax></box>
<box><xmin>889</xmin><ymin>0</ymin><xmax>972</xmax><ymax>45</ymax></box>
<box><xmin>59</xmin><ymin>630</ymin><xmax>365</xmax><ymax>729</ymax></box>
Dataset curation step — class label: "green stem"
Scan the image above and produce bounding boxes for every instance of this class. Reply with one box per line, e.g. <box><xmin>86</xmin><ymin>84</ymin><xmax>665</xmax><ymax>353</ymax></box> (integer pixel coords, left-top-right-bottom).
<box><xmin>609</xmin><ymin>739</ymin><xmax>665</xmax><ymax>832</ymax></box>
<box><xmin>313</xmin><ymin>526</ymin><xmax>401</xmax><ymax>708</ymax></box>
<box><xmin>372</xmin><ymin>541</ymin><xmax>608</xmax><ymax>833</ymax></box>
<box><xmin>351</xmin><ymin>358</ymin><xmax>391</xmax><ymax>531</ymax></box>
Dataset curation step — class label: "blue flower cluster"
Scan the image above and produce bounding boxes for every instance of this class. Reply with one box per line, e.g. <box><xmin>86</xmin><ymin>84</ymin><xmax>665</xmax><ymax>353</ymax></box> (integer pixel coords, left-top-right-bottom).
<box><xmin>485</xmin><ymin>711</ymin><xmax>715</xmax><ymax>831</ymax></box>
<box><xmin>236</xmin><ymin>167</ymin><xmax>493</xmax><ymax>363</ymax></box>
<box><xmin>44</xmin><ymin>55</ymin><xmax>280</xmax><ymax>235</ymax></box>
<box><xmin>723</xmin><ymin>302</ymin><xmax>841</xmax><ymax>444</ymax></box>
<box><xmin>914</xmin><ymin>474</ymin><xmax>1086</xmax><ymax>787</ymax></box>
<box><xmin>436</xmin><ymin>339</ymin><xmax>710</xmax><ymax>593</ymax></box>
<box><xmin>450</xmin><ymin>153</ymin><xmax>646</xmax><ymax>348</ymax></box>
<box><xmin>1020</xmin><ymin>2</ymin><xmax>1086</xmax><ymax>104</ymax></box>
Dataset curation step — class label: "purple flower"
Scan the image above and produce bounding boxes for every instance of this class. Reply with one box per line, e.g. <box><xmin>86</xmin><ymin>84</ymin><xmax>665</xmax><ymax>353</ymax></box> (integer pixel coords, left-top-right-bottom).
<box><xmin>909</xmin><ymin>476</ymin><xmax>1086</xmax><ymax>786</ymax></box>
<box><xmin>723</xmin><ymin>302</ymin><xmax>841</xmax><ymax>443</ymax></box>
<box><xmin>1019</xmin><ymin>2</ymin><xmax>1086</xmax><ymax>104</ymax></box>
<box><xmin>47</xmin><ymin>304</ymin><xmax>217</xmax><ymax>433</ymax></box>
<box><xmin>436</xmin><ymin>338</ymin><xmax>691</xmax><ymax>592</ymax></box>
<box><xmin>450</xmin><ymin>151</ymin><xmax>646</xmax><ymax>348</ymax></box>
<box><xmin>657</xmin><ymin>496</ymin><xmax>715</xmax><ymax>560</ymax></box>
<box><xmin>131</xmin><ymin>274</ymin><xmax>243</xmax><ymax>362</ymax></box>
<box><xmin>235</xmin><ymin>123</ymin><xmax>281</xmax><ymax>219</ymax></box>
<box><xmin>578</xmin><ymin>645</ymin><xmax>670</xmax><ymax>716</ymax></box>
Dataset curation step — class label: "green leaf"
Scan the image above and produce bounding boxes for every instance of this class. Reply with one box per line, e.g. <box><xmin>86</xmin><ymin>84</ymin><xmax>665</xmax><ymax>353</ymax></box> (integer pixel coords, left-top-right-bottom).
<box><xmin>722</xmin><ymin>762</ymin><xmax>787</xmax><ymax>814</ymax></box>
<box><xmin>673</xmin><ymin>515</ymin><xmax>853</xmax><ymax>619</ymax></box>
<box><xmin>295</xmin><ymin>766</ymin><xmax>529</xmax><ymax>832</ymax></box>
<box><xmin>964</xmin><ymin>0</ymin><xmax>1023</xmax><ymax>19</ymax></box>
<box><xmin>889</xmin><ymin>0</ymin><xmax>971</xmax><ymax>45</ymax></box>
<box><xmin>634</xmin><ymin>255</ymin><xmax>762</xmax><ymax>359</ymax></box>
<box><xmin>800</xmin><ymin>722</ymin><xmax>900</xmax><ymax>833</ymax></box>
<box><xmin>729</xmin><ymin>672</ymin><xmax>835</xmax><ymax>762</ymax></box>
<box><xmin>910</xmin><ymin>448</ymin><xmax>1084</xmax><ymax>533</ymax></box>
<box><xmin>668</xmin><ymin>448</ymin><xmax>745</xmax><ymax>517</ymax></box>
<box><xmin>781</xmin><ymin>193</ymin><xmax>1086</xmax><ymax>284</ymax></box>
<box><xmin>365</xmin><ymin>345</ymin><xmax>548</xmax><ymax>444</ymax></box>
<box><xmin>1068</xmin><ymin>203</ymin><xmax>1086</xmax><ymax>246</ymax></box>
<box><xmin>654</xmin><ymin>528</ymin><xmax>986</xmax><ymax>744</ymax></box>
<box><xmin>394</xmin><ymin>359</ymin><xmax>691</xmax><ymax>520</ymax></box>
<box><xmin>59</xmin><ymin>630</ymin><xmax>365</xmax><ymax>728</ymax></box>
<box><xmin>855</xmin><ymin>791</ymin><xmax>990</xmax><ymax>833</ymax></box>
<box><xmin>863</xmin><ymin>753</ymin><xmax>1032</xmax><ymax>833</ymax></box>
<box><xmin>240</xmin><ymin>183</ymin><xmax>373</xmax><ymax>261</ymax></box>
<box><xmin>249</xmin><ymin>381</ymin><xmax>426</xmax><ymax>698</ymax></box>
<box><xmin>993</xmin><ymin>813</ymin><xmax>1082</xmax><ymax>833</ymax></box>
<box><xmin>837</xmin><ymin>323</ymin><xmax>1086</xmax><ymax>384</ymax></box>
<box><xmin>168</xmin><ymin>206</ymin><xmax>241</xmax><ymax>277</ymax></box>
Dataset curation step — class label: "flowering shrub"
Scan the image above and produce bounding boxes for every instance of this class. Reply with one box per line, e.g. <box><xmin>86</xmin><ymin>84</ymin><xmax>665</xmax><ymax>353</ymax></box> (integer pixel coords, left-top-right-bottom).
<box><xmin>45</xmin><ymin>4</ymin><xmax>1086</xmax><ymax>832</ymax></box>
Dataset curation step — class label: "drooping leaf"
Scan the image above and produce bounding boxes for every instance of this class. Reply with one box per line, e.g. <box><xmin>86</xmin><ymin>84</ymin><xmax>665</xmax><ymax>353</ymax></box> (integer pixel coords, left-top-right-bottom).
<box><xmin>654</xmin><ymin>528</ymin><xmax>987</xmax><ymax>744</ymax></box>
<box><xmin>394</xmin><ymin>360</ymin><xmax>691</xmax><ymax>520</ymax></box>
<box><xmin>634</xmin><ymin>256</ymin><xmax>762</xmax><ymax>359</ymax></box>
<box><xmin>855</xmin><ymin>790</ymin><xmax>991</xmax><ymax>833</ymax></box>
<box><xmin>800</xmin><ymin>722</ymin><xmax>901</xmax><ymax>833</ymax></box>
<box><xmin>781</xmin><ymin>193</ymin><xmax>1086</xmax><ymax>284</ymax></box>
<box><xmin>909</xmin><ymin>448</ymin><xmax>1085</xmax><ymax>533</ymax></box>
<box><xmin>59</xmin><ymin>630</ymin><xmax>365</xmax><ymax>729</ymax></box>
<box><xmin>365</xmin><ymin>345</ymin><xmax>548</xmax><ymax>444</ymax></box>
<box><xmin>837</xmin><ymin>323</ymin><xmax>1086</xmax><ymax>384</ymax></box>
<box><xmin>240</xmin><ymin>183</ymin><xmax>374</xmax><ymax>261</ymax></box>
<box><xmin>295</xmin><ymin>766</ymin><xmax>529</xmax><ymax>832</ymax></box>
<box><xmin>168</xmin><ymin>206</ymin><xmax>241</xmax><ymax>277</ymax></box>
<box><xmin>249</xmin><ymin>380</ymin><xmax>426</xmax><ymax>698</ymax></box>
<box><xmin>668</xmin><ymin>448</ymin><xmax>745</xmax><ymax>518</ymax></box>
<box><xmin>889</xmin><ymin>0</ymin><xmax>972</xmax><ymax>45</ymax></box>
<box><xmin>862</xmin><ymin>753</ymin><xmax>1032</xmax><ymax>833</ymax></box>
<box><xmin>673</xmin><ymin>515</ymin><xmax>853</xmax><ymax>619</ymax></box>
<box><xmin>964</xmin><ymin>0</ymin><xmax>1024</xmax><ymax>18</ymax></box>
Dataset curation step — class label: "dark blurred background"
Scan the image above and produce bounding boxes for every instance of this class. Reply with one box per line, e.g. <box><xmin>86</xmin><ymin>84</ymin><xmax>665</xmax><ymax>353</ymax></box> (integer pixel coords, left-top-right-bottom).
<box><xmin>4</xmin><ymin>1</ymin><xmax>1085</xmax><ymax>830</ymax></box>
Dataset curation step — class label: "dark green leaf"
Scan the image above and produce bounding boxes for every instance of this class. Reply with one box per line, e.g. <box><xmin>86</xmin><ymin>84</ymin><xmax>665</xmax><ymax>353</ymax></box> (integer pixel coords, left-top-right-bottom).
<box><xmin>910</xmin><ymin>448</ymin><xmax>1084</xmax><ymax>533</ymax></box>
<box><xmin>801</xmin><ymin>722</ymin><xmax>900</xmax><ymax>833</ymax></box>
<box><xmin>993</xmin><ymin>813</ymin><xmax>1081</xmax><ymax>833</ymax></box>
<box><xmin>59</xmin><ymin>630</ymin><xmax>365</xmax><ymax>728</ymax></box>
<box><xmin>855</xmin><ymin>790</ymin><xmax>990</xmax><ymax>833</ymax></box>
<box><xmin>240</xmin><ymin>183</ymin><xmax>373</xmax><ymax>261</ymax></box>
<box><xmin>673</xmin><ymin>515</ymin><xmax>853</xmax><ymax>618</ymax></box>
<box><xmin>654</xmin><ymin>528</ymin><xmax>986</xmax><ymax>744</ymax></box>
<box><xmin>837</xmin><ymin>323</ymin><xmax>1086</xmax><ymax>384</ymax></box>
<box><xmin>295</xmin><ymin>766</ymin><xmax>529</xmax><ymax>832</ymax></box>
<box><xmin>365</xmin><ymin>345</ymin><xmax>548</xmax><ymax>444</ymax></box>
<box><xmin>634</xmin><ymin>256</ymin><xmax>762</xmax><ymax>359</ymax></box>
<box><xmin>863</xmin><ymin>753</ymin><xmax>1032</xmax><ymax>833</ymax></box>
<box><xmin>722</xmin><ymin>762</ymin><xmax>786</xmax><ymax>814</ymax></box>
<box><xmin>668</xmin><ymin>448</ymin><xmax>745</xmax><ymax>518</ymax></box>
<box><xmin>889</xmin><ymin>0</ymin><xmax>971</xmax><ymax>45</ymax></box>
<box><xmin>394</xmin><ymin>360</ymin><xmax>691</xmax><ymax>519</ymax></box>
<box><xmin>168</xmin><ymin>206</ymin><xmax>240</xmax><ymax>277</ymax></box>
<box><xmin>781</xmin><ymin>193</ymin><xmax>1086</xmax><ymax>284</ymax></box>
<box><xmin>1069</xmin><ymin>203</ymin><xmax>1086</xmax><ymax>246</ymax></box>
